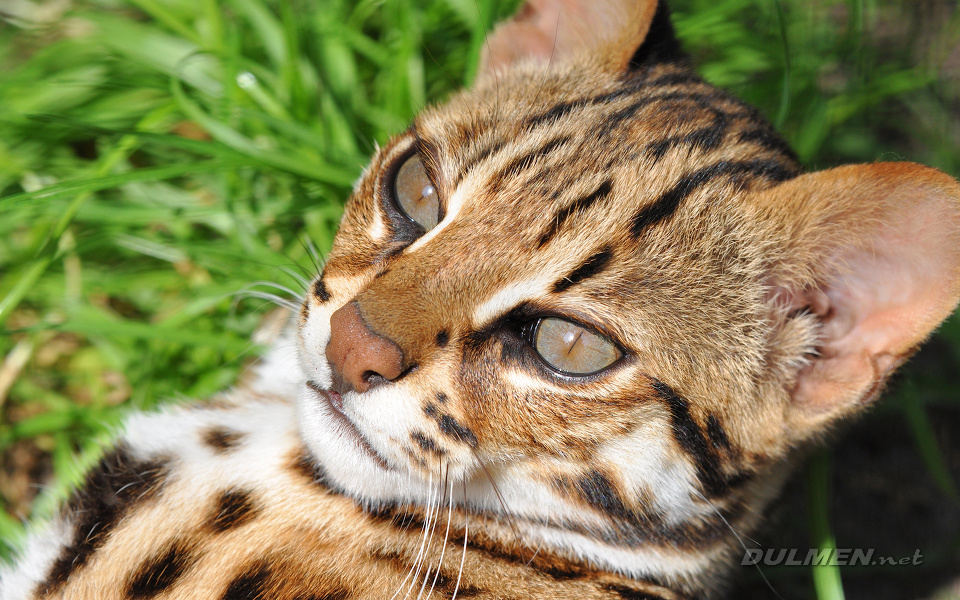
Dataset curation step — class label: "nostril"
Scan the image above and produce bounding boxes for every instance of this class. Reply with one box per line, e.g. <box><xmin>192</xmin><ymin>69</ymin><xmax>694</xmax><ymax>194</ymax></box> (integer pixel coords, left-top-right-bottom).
<box><xmin>326</xmin><ymin>301</ymin><xmax>406</xmax><ymax>394</ymax></box>
<box><xmin>362</xmin><ymin>371</ymin><xmax>388</xmax><ymax>389</ymax></box>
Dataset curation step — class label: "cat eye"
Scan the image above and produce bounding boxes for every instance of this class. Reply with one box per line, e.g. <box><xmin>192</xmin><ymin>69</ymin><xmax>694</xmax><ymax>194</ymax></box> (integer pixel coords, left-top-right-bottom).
<box><xmin>393</xmin><ymin>153</ymin><xmax>441</xmax><ymax>231</ymax></box>
<box><xmin>532</xmin><ymin>318</ymin><xmax>622</xmax><ymax>375</ymax></box>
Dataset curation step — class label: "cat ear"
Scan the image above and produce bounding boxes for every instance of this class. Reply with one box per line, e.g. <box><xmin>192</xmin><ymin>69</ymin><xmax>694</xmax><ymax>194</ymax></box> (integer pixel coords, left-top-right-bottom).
<box><xmin>756</xmin><ymin>163</ymin><xmax>960</xmax><ymax>438</ymax></box>
<box><xmin>478</xmin><ymin>0</ymin><xmax>680</xmax><ymax>79</ymax></box>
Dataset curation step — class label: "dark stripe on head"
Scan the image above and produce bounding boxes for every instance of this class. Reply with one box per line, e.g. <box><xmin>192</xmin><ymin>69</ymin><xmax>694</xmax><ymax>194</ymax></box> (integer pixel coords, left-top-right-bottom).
<box><xmin>493</xmin><ymin>136</ymin><xmax>570</xmax><ymax>191</ymax></box>
<box><xmin>437</xmin><ymin>414</ymin><xmax>478</xmax><ymax>448</ymax></box>
<box><xmin>738</xmin><ymin>128</ymin><xmax>799</xmax><ymax>161</ymax></box>
<box><xmin>552</xmin><ymin>246</ymin><xmax>614</xmax><ymax>294</ymax></box>
<box><xmin>653</xmin><ymin>380</ymin><xmax>730</xmax><ymax>497</ymax></box>
<box><xmin>435</xmin><ymin>330</ymin><xmax>449</xmax><ymax>348</ymax></box>
<box><xmin>208</xmin><ymin>489</ymin><xmax>258</xmax><ymax>533</ymax></box>
<box><xmin>313</xmin><ymin>278</ymin><xmax>331</xmax><ymax>302</ymax></box>
<box><xmin>645</xmin><ymin>107</ymin><xmax>729</xmax><ymax>163</ymax></box>
<box><xmin>526</xmin><ymin>99</ymin><xmax>593</xmax><ymax>130</ymax></box>
<box><xmin>455</xmin><ymin>139</ymin><xmax>506</xmax><ymax>187</ymax></box>
<box><xmin>126</xmin><ymin>540</ymin><xmax>195</xmax><ymax>599</ymax></box>
<box><xmin>645</xmin><ymin>70</ymin><xmax>703</xmax><ymax>89</ymax></box>
<box><xmin>537</xmin><ymin>180</ymin><xmax>613</xmax><ymax>248</ymax></box>
<box><xmin>631</xmin><ymin>159</ymin><xmax>796</xmax><ymax>239</ymax></box>
<box><xmin>221</xmin><ymin>561</ymin><xmax>269</xmax><ymax>600</ymax></box>
<box><xmin>202</xmin><ymin>427</ymin><xmax>244</xmax><ymax>453</ymax></box>
<box><xmin>604</xmin><ymin>90</ymin><xmax>728</xmax><ymax>131</ymax></box>
<box><xmin>37</xmin><ymin>445</ymin><xmax>169</xmax><ymax>594</ymax></box>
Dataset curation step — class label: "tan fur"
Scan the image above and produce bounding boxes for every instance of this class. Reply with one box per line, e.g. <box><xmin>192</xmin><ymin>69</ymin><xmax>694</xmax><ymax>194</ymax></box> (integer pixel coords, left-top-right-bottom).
<box><xmin>5</xmin><ymin>2</ymin><xmax>959</xmax><ymax>600</ymax></box>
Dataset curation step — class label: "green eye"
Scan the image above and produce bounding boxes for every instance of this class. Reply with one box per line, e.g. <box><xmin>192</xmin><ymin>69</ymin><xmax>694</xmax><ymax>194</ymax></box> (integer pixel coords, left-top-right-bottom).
<box><xmin>533</xmin><ymin>318</ymin><xmax>622</xmax><ymax>375</ymax></box>
<box><xmin>393</xmin><ymin>154</ymin><xmax>441</xmax><ymax>230</ymax></box>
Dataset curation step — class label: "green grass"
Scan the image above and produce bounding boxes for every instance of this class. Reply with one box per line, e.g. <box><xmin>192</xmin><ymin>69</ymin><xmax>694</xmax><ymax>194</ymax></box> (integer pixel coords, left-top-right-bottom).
<box><xmin>1</xmin><ymin>1</ymin><xmax>958</xmax><ymax>598</ymax></box>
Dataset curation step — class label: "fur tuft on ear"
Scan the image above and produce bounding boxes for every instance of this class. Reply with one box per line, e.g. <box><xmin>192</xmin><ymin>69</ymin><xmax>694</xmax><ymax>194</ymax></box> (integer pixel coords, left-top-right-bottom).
<box><xmin>753</xmin><ymin>163</ymin><xmax>960</xmax><ymax>437</ymax></box>
<box><xmin>478</xmin><ymin>0</ymin><xmax>679</xmax><ymax>80</ymax></box>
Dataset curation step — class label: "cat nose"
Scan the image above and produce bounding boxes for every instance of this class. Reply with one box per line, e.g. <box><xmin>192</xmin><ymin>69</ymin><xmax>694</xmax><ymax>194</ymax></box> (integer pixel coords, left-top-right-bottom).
<box><xmin>325</xmin><ymin>301</ymin><xmax>404</xmax><ymax>393</ymax></box>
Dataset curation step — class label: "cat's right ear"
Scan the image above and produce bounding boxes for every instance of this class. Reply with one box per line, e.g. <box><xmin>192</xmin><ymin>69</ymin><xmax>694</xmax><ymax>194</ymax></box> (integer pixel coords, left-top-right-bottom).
<box><xmin>754</xmin><ymin>163</ymin><xmax>960</xmax><ymax>441</ymax></box>
<box><xmin>478</xmin><ymin>0</ymin><xmax>677</xmax><ymax>80</ymax></box>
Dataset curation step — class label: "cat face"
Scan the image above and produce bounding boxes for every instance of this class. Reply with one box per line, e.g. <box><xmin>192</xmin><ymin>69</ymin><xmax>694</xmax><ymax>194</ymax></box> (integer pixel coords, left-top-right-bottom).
<box><xmin>295</xmin><ymin>0</ymin><xmax>960</xmax><ymax>592</ymax></box>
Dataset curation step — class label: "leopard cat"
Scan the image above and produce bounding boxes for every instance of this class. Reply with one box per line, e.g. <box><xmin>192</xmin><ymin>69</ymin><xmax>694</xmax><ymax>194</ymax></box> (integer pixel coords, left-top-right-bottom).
<box><xmin>3</xmin><ymin>0</ymin><xmax>960</xmax><ymax>599</ymax></box>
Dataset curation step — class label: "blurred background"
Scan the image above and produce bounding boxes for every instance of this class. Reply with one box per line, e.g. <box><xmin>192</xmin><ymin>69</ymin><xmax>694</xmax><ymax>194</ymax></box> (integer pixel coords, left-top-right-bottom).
<box><xmin>0</xmin><ymin>1</ymin><xmax>958</xmax><ymax>598</ymax></box>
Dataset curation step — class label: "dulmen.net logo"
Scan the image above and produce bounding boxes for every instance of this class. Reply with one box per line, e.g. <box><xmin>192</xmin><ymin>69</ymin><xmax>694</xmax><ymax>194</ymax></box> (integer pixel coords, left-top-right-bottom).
<box><xmin>741</xmin><ymin>548</ymin><xmax>924</xmax><ymax>567</ymax></box>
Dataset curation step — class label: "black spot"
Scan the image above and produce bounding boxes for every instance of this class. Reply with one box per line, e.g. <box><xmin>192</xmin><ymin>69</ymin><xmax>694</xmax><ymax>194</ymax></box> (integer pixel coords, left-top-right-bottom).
<box><xmin>202</xmin><ymin>427</ymin><xmax>244</xmax><ymax>453</ymax></box>
<box><xmin>652</xmin><ymin>380</ymin><xmax>728</xmax><ymax>497</ymax></box>
<box><xmin>313</xmin><ymin>278</ymin><xmax>331</xmax><ymax>302</ymax></box>
<box><xmin>435</xmin><ymin>392</ymin><xmax>448</xmax><ymax>404</ymax></box>
<box><xmin>37</xmin><ymin>445</ymin><xmax>169</xmax><ymax>594</ymax></box>
<box><xmin>628</xmin><ymin>0</ymin><xmax>688</xmax><ymax>70</ymax></box>
<box><xmin>423</xmin><ymin>403</ymin><xmax>439</xmax><ymax>417</ymax></box>
<box><xmin>574</xmin><ymin>471</ymin><xmax>633</xmax><ymax>522</ymax></box>
<box><xmin>411</xmin><ymin>431</ymin><xmax>442</xmax><ymax>455</ymax></box>
<box><xmin>208</xmin><ymin>489</ymin><xmax>258</xmax><ymax>532</ymax></box>
<box><xmin>630</xmin><ymin>159</ymin><xmax>796</xmax><ymax>239</ymax></box>
<box><xmin>291</xmin><ymin>449</ymin><xmax>335</xmax><ymax>491</ymax></box>
<box><xmin>706</xmin><ymin>415</ymin><xmax>731</xmax><ymax>452</ymax></box>
<box><xmin>435</xmin><ymin>330</ymin><xmax>449</xmax><ymax>348</ymax></box>
<box><xmin>437</xmin><ymin>415</ymin><xmax>478</xmax><ymax>448</ymax></box>
<box><xmin>603</xmin><ymin>583</ymin><xmax>666</xmax><ymax>600</ymax></box>
<box><xmin>126</xmin><ymin>540</ymin><xmax>195</xmax><ymax>599</ymax></box>
<box><xmin>552</xmin><ymin>246</ymin><xmax>614</xmax><ymax>293</ymax></box>
<box><xmin>537</xmin><ymin>180</ymin><xmax>613</xmax><ymax>248</ymax></box>
<box><xmin>221</xmin><ymin>561</ymin><xmax>269</xmax><ymax>600</ymax></box>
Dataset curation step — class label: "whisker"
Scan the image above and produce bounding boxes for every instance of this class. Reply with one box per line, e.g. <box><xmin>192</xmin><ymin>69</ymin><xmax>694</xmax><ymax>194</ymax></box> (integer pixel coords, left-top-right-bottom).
<box><xmin>392</xmin><ymin>473</ymin><xmax>435</xmax><ymax>600</ymax></box>
<box><xmin>451</xmin><ymin>480</ymin><xmax>469</xmax><ymax>600</ymax></box>
<box><xmin>417</xmin><ymin>468</ymin><xmax>448</xmax><ymax>599</ymax></box>
<box><xmin>401</xmin><ymin>473</ymin><xmax>437</xmax><ymax>600</ymax></box>
<box><xmin>693</xmin><ymin>490</ymin><xmax>787</xmax><ymax>600</ymax></box>
<box><xmin>473</xmin><ymin>453</ymin><xmax>524</xmax><ymax>551</ymax></box>
<box><xmin>296</xmin><ymin>234</ymin><xmax>325</xmax><ymax>275</ymax></box>
<box><xmin>234</xmin><ymin>290</ymin><xmax>300</xmax><ymax>312</ymax></box>
<box><xmin>425</xmin><ymin>466</ymin><xmax>454</xmax><ymax>599</ymax></box>
<box><xmin>275</xmin><ymin>265</ymin><xmax>311</xmax><ymax>292</ymax></box>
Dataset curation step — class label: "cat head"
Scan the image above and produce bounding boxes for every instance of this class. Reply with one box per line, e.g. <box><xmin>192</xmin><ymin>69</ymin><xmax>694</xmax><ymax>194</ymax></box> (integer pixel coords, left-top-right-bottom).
<box><xmin>295</xmin><ymin>0</ymin><xmax>960</xmax><ymax>593</ymax></box>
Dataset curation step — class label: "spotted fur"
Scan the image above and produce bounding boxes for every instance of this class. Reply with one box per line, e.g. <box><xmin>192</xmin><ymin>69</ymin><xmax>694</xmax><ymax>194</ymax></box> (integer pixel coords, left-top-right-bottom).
<box><xmin>4</xmin><ymin>1</ymin><xmax>960</xmax><ymax>599</ymax></box>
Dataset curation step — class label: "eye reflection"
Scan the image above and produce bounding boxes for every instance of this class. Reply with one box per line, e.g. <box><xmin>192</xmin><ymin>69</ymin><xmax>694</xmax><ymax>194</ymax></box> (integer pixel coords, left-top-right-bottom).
<box><xmin>393</xmin><ymin>154</ymin><xmax>441</xmax><ymax>230</ymax></box>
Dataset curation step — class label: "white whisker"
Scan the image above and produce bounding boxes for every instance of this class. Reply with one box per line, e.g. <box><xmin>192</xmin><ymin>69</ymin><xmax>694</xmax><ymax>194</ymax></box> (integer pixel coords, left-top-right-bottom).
<box><xmin>451</xmin><ymin>480</ymin><xmax>468</xmax><ymax>600</ymax></box>
<box><xmin>693</xmin><ymin>490</ymin><xmax>786</xmax><ymax>600</ymax></box>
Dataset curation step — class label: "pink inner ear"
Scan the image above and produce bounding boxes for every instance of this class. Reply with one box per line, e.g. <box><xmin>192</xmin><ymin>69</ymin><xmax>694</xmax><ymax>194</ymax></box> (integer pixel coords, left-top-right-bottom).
<box><xmin>786</xmin><ymin>169</ymin><xmax>960</xmax><ymax>414</ymax></box>
<box><xmin>478</xmin><ymin>0</ymin><xmax>658</xmax><ymax>77</ymax></box>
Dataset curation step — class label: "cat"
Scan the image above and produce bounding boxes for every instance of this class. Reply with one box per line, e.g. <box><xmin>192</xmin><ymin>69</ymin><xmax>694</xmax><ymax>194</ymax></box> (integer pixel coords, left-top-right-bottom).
<box><xmin>3</xmin><ymin>0</ymin><xmax>960</xmax><ymax>598</ymax></box>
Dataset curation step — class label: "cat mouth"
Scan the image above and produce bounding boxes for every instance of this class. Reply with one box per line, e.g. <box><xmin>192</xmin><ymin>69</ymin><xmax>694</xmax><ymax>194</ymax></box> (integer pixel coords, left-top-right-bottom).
<box><xmin>305</xmin><ymin>380</ymin><xmax>391</xmax><ymax>470</ymax></box>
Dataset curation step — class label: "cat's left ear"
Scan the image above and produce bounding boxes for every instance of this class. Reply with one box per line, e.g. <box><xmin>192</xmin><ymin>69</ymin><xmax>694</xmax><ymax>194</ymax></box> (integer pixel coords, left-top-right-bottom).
<box><xmin>755</xmin><ymin>163</ymin><xmax>960</xmax><ymax>439</ymax></box>
<box><xmin>478</xmin><ymin>0</ymin><xmax>680</xmax><ymax>79</ymax></box>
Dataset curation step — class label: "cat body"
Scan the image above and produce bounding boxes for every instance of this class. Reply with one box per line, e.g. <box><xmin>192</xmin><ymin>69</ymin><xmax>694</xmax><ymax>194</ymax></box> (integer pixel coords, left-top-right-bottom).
<box><xmin>3</xmin><ymin>1</ymin><xmax>960</xmax><ymax>598</ymax></box>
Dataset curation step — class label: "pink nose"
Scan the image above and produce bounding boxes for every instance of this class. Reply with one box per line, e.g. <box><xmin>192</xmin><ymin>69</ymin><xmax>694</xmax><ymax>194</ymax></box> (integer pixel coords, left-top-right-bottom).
<box><xmin>325</xmin><ymin>301</ymin><xmax>404</xmax><ymax>393</ymax></box>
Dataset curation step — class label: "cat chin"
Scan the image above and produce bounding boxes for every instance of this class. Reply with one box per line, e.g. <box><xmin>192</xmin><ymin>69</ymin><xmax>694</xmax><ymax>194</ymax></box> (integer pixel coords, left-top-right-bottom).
<box><xmin>295</xmin><ymin>384</ymin><xmax>439</xmax><ymax>501</ymax></box>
